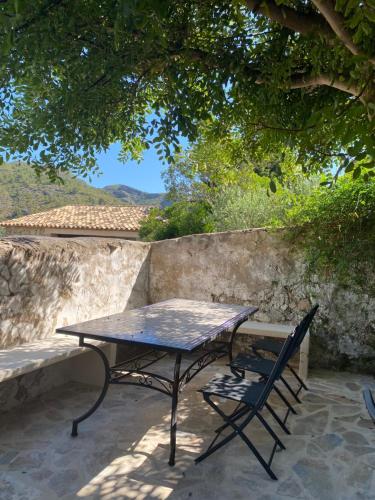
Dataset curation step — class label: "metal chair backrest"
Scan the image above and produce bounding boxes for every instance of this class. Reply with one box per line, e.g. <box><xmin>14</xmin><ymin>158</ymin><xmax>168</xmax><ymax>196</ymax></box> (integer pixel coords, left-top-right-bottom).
<box><xmin>290</xmin><ymin>304</ymin><xmax>319</xmax><ymax>357</ymax></box>
<box><xmin>273</xmin><ymin>304</ymin><xmax>319</xmax><ymax>378</ymax></box>
<box><xmin>255</xmin><ymin>333</ymin><xmax>295</xmax><ymax>409</ymax></box>
<box><xmin>266</xmin><ymin>311</ymin><xmax>313</xmax><ymax>382</ymax></box>
<box><xmin>254</xmin><ymin>305</ymin><xmax>319</xmax><ymax>410</ymax></box>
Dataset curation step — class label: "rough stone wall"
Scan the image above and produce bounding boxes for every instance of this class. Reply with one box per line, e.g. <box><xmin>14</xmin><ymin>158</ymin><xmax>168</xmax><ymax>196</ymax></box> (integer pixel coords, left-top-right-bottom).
<box><xmin>1</xmin><ymin>231</ymin><xmax>374</xmax><ymax>372</ymax></box>
<box><xmin>0</xmin><ymin>236</ymin><xmax>150</xmax><ymax>348</ymax></box>
<box><xmin>149</xmin><ymin>229</ymin><xmax>375</xmax><ymax>372</ymax></box>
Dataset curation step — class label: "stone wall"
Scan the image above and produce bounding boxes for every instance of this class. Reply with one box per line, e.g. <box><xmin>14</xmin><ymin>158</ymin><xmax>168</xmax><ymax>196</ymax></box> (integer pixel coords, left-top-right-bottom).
<box><xmin>149</xmin><ymin>229</ymin><xmax>375</xmax><ymax>372</ymax></box>
<box><xmin>0</xmin><ymin>236</ymin><xmax>150</xmax><ymax>348</ymax></box>
<box><xmin>1</xmin><ymin>230</ymin><xmax>374</xmax><ymax>371</ymax></box>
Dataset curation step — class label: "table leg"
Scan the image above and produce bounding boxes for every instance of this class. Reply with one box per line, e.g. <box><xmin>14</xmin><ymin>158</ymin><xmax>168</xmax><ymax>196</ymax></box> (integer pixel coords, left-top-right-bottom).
<box><xmin>71</xmin><ymin>338</ymin><xmax>111</xmax><ymax>437</ymax></box>
<box><xmin>228</xmin><ymin>319</ymin><xmax>247</xmax><ymax>363</ymax></box>
<box><xmin>169</xmin><ymin>353</ymin><xmax>182</xmax><ymax>466</ymax></box>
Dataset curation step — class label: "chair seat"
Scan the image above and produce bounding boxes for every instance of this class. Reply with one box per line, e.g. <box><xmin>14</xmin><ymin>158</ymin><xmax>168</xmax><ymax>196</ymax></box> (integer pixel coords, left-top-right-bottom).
<box><xmin>253</xmin><ymin>338</ymin><xmax>282</xmax><ymax>355</ymax></box>
<box><xmin>199</xmin><ymin>373</ymin><xmax>266</xmax><ymax>406</ymax></box>
<box><xmin>231</xmin><ymin>352</ymin><xmax>275</xmax><ymax>376</ymax></box>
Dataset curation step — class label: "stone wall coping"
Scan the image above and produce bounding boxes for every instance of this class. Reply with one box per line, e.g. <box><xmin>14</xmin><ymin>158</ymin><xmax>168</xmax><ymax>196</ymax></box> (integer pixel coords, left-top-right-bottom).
<box><xmin>0</xmin><ymin>335</ymin><xmax>105</xmax><ymax>383</ymax></box>
<box><xmin>149</xmin><ymin>227</ymin><xmax>277</xmax><ymax>245</ymax></box>
<box><xmin>237</xmin><ymin>320</ymin><xmax>295</xmax><ymax>335</ymax></box>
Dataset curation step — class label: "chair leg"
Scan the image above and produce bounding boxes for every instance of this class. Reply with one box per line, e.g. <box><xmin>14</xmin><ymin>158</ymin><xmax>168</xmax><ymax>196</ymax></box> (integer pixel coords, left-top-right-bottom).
<box><xmin>214</xmin><ymin>403</ymin><xmax>248</xmax><ymax>434</ymax></box>
<box><xmin>215</xmin><ymin>401</ymin><xmax>283</xmax><ymax>439</ymax></box>
<box><xmin>273</xmin><ymin>385</ymin><xmax>297</xmax><ymax>415</ymax></box>
<box><xmin>195</xmin><ymin>427</ymin><xmax>239</xmax><ymax>464</ymax></box>
<box><xmin>208</xmin><ymin>403</ymin><xmax>247</xmax><ymax>453</ymax></box>
<box><xmin>224</xmin><ymin>405</ymin><xmax>279</xmax><ymax>481</ymax></box>
<box><xmin>196</xmin><ymin>397</ymin><xmax>252</xmax><ymax>464</ymax></box>
<box><xmin>255</xmin><ymin>412</ymin><xmax>285</xmax><ymax>450</ymax></box>
<box><xmin>280</xmin><ymin>375</ymin><xmax>302</xmax><ymax>404</ymax></box>
<box><xmin>235</xmin><ymin>425</ymin><xmax>278</xmax><ymax>480</ymax></box>
<box><xmin>265</xmin><ymin>402</ymin><xmax>291</xmax><ymax>435</ymax></box>
<box><xmin>287</xmin><ymin>363</ymin><xmax>308</xmax><ymax>391</ymax></box>
<box><xmin>196</xmin><ymin>396</ymin><xmax>278</xmax><ymax>480</ymax></box>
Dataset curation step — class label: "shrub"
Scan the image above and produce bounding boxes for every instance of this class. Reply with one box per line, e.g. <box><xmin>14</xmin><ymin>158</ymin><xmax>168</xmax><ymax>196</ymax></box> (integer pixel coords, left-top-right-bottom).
<box><xmin>139</xmin><ymin>201</ymin><xmax>214</xmax><ymax>241</ymax></box>
<box><xmin>210</xmin><ymin>185</ymin><xmax>290</xmax><ymax>231</ymax></box>
<box><xmin>286</xmin><ymin>176</ymin><xmax>375</xmax><ymax>291</ymax></box>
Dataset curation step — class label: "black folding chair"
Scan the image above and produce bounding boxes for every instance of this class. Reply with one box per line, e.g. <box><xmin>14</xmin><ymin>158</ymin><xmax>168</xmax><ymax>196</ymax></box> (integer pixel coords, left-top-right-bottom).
<box><xmin>232</xmin><ymin>305</ymin><xmax>319</xmax><ymax>409</ymax></box>
<box><xmin>363</xmin><ymin>389</ymin><xmax>375</xmax><ymax>423</ymax></box>
<box><xmin>195</xmin><ymin>333</ymin><xmax>295</xmax><ymax>480</ymax></box>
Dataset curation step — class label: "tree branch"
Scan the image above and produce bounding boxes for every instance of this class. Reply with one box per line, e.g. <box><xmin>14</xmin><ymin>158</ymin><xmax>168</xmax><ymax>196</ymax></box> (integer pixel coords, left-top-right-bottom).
<box><xmin>161</xmin><ymin>46</ymin><xmax>371</xmax><ymax>105</ymax></box>
<box><xmin>287</xmin><ymin>74</ymin><xmax>362</xmax><ymax>98</ymax></box>
<box><xmin>254</xmin><ymin>72</ymin><xmax>365</xmax><ymax>101</ymax></box>
<box><xmin>244</xmin><ymin>0</ymin><xmax>332</xmax><ymax>39</ymax></box>
<box><xmin>311</xmin><ymin>0</ymin><xmax>375</xmax><ymax>66</ymax></box>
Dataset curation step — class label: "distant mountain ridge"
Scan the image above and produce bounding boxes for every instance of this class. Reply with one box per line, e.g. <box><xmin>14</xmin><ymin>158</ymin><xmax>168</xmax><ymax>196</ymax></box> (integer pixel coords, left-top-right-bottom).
<box><xmin>0</xmin><ymin>162</ymin><xmax>164</xmax><ymax>221</ymax></box>
<box><xmin>103</xmin><ymin>184</ymin><xmax>165</xmax><ymax>206</ymax></box>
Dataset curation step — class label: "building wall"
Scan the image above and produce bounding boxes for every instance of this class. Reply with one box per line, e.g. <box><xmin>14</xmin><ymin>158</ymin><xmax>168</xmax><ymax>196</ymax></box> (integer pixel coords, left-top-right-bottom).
<box><xmin>3</xmin><ymin>226</ymin><xmax>49</xmax><ymax>236</ymax></box>
<box><xmin>3</xmin><ymin>226</ymin><xmax>139</xmax><ymax>239</ymax></box>
<box><xmin>149</xmin><ymin>229</ymin><xmax>375</xmax><ymax>372</ymax></box>
<box><xmin>0</xmin><ymin>236</ymin><xmax>150</xmax><ymax>348</ymax></box>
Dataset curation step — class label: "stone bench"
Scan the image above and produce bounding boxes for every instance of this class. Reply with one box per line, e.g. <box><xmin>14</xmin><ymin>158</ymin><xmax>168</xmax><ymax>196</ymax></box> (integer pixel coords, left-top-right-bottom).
<box><xmin>236</xmin><ymin>320</ymin><xmax>310</xmax><ymax>380</ymax></box>
<box><xmin>0</xmin><ymin>335</ymin><xmax>116</xmax><ymax>412</ymax></box>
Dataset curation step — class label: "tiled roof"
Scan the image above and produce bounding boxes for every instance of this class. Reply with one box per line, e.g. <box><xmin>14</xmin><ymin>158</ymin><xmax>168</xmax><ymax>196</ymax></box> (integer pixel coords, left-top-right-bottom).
<box><xmin>0</xmin><ymin>205</ymin><xmax>152</xmax><ymax>232</ymax></box>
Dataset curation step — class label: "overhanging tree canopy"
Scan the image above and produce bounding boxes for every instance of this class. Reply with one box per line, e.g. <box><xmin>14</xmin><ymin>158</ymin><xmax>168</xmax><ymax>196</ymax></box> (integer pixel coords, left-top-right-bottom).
<box><xmin>0</xmin><ymin>0</ymin><xmax>374</xmax><ymax>180</ymax></box>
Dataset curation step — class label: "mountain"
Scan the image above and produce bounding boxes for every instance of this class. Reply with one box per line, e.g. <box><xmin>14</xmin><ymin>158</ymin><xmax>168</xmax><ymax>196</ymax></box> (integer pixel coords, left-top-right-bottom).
<box><xmin>103</xmin><ymin>184</ymin><xmax>165</xmax><ymax>206</ymax></box>
<box><xmin>0</xmin><ymin>162</ymin><xmax>164</xmax><ymax>221</ymax></box>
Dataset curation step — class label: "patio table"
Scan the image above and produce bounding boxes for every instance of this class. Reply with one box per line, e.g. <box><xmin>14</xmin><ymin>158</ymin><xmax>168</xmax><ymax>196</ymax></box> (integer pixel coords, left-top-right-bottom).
<box><xmin>56</xmin><ymin>298</ymin><xmax>257</xmax><ymax>465</ymax></box>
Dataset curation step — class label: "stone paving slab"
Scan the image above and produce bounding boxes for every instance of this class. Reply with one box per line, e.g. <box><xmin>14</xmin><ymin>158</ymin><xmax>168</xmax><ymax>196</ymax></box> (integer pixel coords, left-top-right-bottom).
<box><xmin>0</xmin><ymin>360</ymin><xmax>374</xmax><ymax>500</ymax></box>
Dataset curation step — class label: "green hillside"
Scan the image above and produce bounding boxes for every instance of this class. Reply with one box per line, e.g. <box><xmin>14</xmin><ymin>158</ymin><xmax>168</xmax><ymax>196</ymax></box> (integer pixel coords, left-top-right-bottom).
<box><xmin>0</xmin><ymin>162</ymin><xmax>123</xmax><ymax>221</ymax></box>
<box><xmin>103</xmin><ymin>184</ymin><xmax>165</xmax><ymax>206</ymax></box>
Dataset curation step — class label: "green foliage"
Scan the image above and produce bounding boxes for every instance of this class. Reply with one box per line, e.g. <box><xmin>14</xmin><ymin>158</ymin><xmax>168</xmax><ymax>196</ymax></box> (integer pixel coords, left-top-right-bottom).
<box><xmin>163</xmin><ymin>134</ymin><xmax>255</xmax><ymax>201</ymax></box>
<box><xmin>142</xmin><ymin>133</ymin><xmax>320</xmax><ymax>240</ymax></box>
<box><xmin>164</xmin><ymin>132</ymin><xmax>305</xmax><ymax>201</ymax></box>
<box><xmin>286</xmin><ymin>176</ymin><xmax>375</xmax><ymax>291</ymax></box>
<box><xmin>0</xmin><ymin>162</ymin><xmax>123</xmax><ymax>221</ymax></box>
<box><xmin>199</xmin><ymin>161</ymin><xmax>319</xmax><ymax>232</ymax></box>
<box><xmin>210</xmin><ymin>184</ymin><xmax>290</xmax><ymax>231</ymax></box>
<box><xmin>0</xmin><ymin>1</ymin><xmax>373</xmax><ymax>181</ymax></box>
<box><xmin>139</xmin><ymin>201</ymin><xmax>214</xmax><ymax>241</ymax></box>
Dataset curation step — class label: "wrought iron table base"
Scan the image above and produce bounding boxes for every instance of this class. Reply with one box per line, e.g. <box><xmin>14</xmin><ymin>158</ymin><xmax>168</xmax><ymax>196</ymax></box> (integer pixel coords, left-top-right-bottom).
<box><xmin>71</xmin><ymin>321</ymin><xmax>245</xmax><ymax>466</ymax></box>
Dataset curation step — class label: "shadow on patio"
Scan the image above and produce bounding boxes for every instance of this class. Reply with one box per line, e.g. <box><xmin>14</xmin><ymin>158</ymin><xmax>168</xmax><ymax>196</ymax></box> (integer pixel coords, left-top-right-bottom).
<box><xmin>0</xmin><ymin>358</ymin><xmax>374</xmax><ymax>500</ymax></box>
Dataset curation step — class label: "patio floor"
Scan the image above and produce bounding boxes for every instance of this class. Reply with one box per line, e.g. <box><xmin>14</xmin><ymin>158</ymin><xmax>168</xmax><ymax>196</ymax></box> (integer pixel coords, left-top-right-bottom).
<box><xmin>0</xmin><ymin>359</ymin><xmax>374</xmax><ymax>500</ymax></box>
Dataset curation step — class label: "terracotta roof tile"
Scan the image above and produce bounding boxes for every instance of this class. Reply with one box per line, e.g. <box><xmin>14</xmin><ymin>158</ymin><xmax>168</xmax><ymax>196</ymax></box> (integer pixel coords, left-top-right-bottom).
<box><xmin>0</xmin><ymin>205</ymin><xmax>152</xmax><ymax>232</ymax></box>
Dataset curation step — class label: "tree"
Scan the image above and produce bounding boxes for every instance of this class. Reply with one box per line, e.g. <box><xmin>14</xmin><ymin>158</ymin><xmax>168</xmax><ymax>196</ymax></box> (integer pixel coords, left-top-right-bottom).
<box><xmin>0</xmin><ymin>1</ymin><xmax>374</xmax><ymax>180</ymax></box>
<box><xmin>163</xmin><ymin>134</ymin><xmax>256</xmax><ymax>201</ymax></box>
<box><xmin>139</xmin><ymin>201</ymin><xmax>214</xmax><ymax>240</ymax></box>
<box><xmin>140</xmin><ymin>134</ymin><xmax>320</xmax><ymax>239</ymax></box>
<box><xmin>163</xmin><ymin>132</ymin><xmax>304</xmax><ymax>200</ymax></box>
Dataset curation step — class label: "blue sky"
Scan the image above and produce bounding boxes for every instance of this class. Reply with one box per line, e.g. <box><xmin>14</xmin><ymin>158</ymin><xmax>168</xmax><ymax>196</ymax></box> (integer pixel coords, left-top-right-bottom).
<box><xmin>91</xmin><ymin>142</ymin><xmax>166</xmax><ymax>193</ymax></box>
